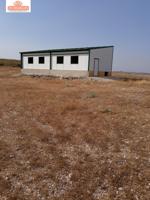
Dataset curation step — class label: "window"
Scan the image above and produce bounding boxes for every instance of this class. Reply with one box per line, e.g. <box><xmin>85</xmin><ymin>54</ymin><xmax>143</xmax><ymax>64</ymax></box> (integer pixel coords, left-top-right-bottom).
<box><xmin>28</xmin><ymin>57</ymin><xmax>33</xmax><ymax>64</ymax></box>
<box><xmin>57</xmin><ymin>56</ymin><xmax>64</xmax><ymax>64</ymax></box>
<box><xmin>105</xmin><ymin>72</ymin><xmax>109</xmax><ymax>77</ymax></box>
<box><xmin>71</xmin><ymin>56</ymin><xmax>79</xmax><ymax>64</ymax></box>
<box><xmin>39</xmin><ymin>57</ymin><xmax>45</xmax><ymax>64</ymax></box>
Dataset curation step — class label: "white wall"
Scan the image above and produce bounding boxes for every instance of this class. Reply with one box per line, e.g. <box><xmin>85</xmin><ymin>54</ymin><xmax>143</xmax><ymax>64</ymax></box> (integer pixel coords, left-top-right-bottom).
<box><xmin>90</xmin><ymin>47</ymin><xmax>114</xmax><ymax>72</ymax></box>
<box><xmin>52</xmin><ymin>54</ymin><xmax>89</xmax><ymax>71</ymax></box>
<box><xmin>23</xmin><ymin>54</ymin><xmax>50</xmax><ymax>70</ymax></box>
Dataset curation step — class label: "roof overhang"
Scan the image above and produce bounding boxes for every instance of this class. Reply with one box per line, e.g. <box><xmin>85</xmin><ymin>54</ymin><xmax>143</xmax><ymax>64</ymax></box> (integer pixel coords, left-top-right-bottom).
<box><xmin>20</xmin><ymin>46</ymin><xmax>114</xmax><ymax>54</ymax></box>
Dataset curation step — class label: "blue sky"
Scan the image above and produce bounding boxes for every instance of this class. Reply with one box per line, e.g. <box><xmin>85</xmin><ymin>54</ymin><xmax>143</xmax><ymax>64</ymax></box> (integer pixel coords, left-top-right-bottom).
<box><xmin>0</xmin><ymin>0</ymin><xmax>150</xmax><ymax>72</ymax></box>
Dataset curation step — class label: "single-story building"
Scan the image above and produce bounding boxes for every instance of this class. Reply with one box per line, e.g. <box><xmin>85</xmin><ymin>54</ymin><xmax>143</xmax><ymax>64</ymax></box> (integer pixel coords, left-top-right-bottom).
<box><xmin>20</xmin><ymin>46</ymin><xmax>114</xmax><ymax>77</ymax></box>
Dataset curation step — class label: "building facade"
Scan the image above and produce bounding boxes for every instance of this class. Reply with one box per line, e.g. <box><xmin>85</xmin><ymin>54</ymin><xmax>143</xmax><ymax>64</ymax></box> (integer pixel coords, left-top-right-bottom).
<box><xmin>21</xmin><ymin>46</ymin><xmax>114</xmax><ymax>77</ymax></box>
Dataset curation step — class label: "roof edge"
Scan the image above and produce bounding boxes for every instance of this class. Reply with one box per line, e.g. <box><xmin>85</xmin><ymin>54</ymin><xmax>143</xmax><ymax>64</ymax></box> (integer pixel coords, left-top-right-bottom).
<box><xmin>20</xmin><ymin>46</ymin><xmax>114</xmax><ymax>54</ymax></box>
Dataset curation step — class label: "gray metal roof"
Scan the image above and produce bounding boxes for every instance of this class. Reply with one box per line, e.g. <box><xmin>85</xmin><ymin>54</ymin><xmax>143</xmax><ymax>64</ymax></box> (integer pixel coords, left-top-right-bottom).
<box><xmin>20</xmin><ymin>46</ymin><xmax>114</xmax><ymax>54</ymax></box>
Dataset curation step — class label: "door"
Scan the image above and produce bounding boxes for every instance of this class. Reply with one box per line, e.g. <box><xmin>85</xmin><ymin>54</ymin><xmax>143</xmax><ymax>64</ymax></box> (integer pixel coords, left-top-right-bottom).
<box><xmin>94</xmin><ymin>58</ymin><xmax>99</xmax><ymax>76</ymax></box>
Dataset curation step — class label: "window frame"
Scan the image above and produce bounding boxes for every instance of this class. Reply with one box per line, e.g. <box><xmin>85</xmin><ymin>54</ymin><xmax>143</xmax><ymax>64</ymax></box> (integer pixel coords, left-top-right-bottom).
<box><xmin>57</xmin><ymin>56</ymin><xmax>64</xmax><ymax>64</ymax></box>
<box><xmin>28</xmin><ymin>57</ymin><xmax>33</xmax><ymax>64</ymax></box>
<box><xmin>71</xmin><ymin>56</ymin><xmax>79</xmax><ymax>64</ymax></box>
<box><xmin>39</xmin><ymin>57</ymin><xmax>45</xmax><ymax>64</ymax></box>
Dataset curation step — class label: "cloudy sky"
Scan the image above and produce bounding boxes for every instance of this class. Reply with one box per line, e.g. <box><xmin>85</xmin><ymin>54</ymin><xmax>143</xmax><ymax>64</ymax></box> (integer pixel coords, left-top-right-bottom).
<box><xmin>0</xmin><ymin>0</ymin><xmax>150</xmax><ymax>72</ymax></box>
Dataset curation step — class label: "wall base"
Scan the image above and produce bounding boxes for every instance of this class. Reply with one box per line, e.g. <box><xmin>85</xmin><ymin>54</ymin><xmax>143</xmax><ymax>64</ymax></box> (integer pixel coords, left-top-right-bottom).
<box><xmin>98</xmin><ymin>72</ymin><xmax>112</xmax><ymax>77</ymax></box>
<box><xmin>22</xmin><ymin>69</ymin><xmax>89</xmax><ymax>78</ymax></box>
<box><xmin>22</xmin><ymin>69</ymin><xmax>112</xmax><ymax>78</ymax></box>
<box><xmin>89</xmin><ymin>71</ymin><xmax>112</xmax><ymax>77</ymax></box>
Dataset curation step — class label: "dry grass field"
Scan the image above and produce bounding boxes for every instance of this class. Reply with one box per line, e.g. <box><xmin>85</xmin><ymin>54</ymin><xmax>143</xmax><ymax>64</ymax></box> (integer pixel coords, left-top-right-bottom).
<box><xmin>0</xmin><ymin>67</ymin><xmax>150</xmax><ymax>200</ymax></box>
<box><xmin>112</xmin><ymin>71</ymin><xmax>150</xmax><ymax>81</ymax></box>
<box><xmin>0</xmin><ymin>59</ymin><xmax>20</xmax><ymax>67</ymax></box>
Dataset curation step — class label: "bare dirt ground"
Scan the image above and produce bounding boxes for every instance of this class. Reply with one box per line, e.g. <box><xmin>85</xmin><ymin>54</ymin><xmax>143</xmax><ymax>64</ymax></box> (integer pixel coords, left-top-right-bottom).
<box><xmin>0</xmin><ymin>67</ymin><xmax>150</xmax><ymax>200</ymax></box>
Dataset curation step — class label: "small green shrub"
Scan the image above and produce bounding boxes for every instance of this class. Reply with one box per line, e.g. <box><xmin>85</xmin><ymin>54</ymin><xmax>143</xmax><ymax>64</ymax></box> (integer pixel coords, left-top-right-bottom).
<box><xmin>87</xmin><ymin>91</ymin><xmax>97</xmax><ymax>98</ymax></box>
<box><xmin>101</xmin><ymin>108</ymin><xmax>112</xmax><ymax>113</ymax></box>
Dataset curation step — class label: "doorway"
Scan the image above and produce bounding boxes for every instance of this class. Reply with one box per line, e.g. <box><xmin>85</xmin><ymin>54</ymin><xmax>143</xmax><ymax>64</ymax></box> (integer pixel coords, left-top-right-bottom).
<box><xmin>94</xmin><ymin>58</ymin><xmax>99</xmax><ymax>76</ymax></box>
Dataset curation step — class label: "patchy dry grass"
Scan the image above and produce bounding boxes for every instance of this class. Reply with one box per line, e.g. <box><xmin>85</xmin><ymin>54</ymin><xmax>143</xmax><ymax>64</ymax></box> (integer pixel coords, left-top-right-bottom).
<box><xmin>112</xmin><ymin>71</ymin><xmax>150</xmax><ymax>81</ymax></box>
<box><xmin>0</xmin><ymin>59</ymin><xmax>20</xmax><ymax>67</ymax></box>
<box><xmin>0</xmin><ymin>67</ymin><xmax>150</xmax><ymax>200</ymax></box>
